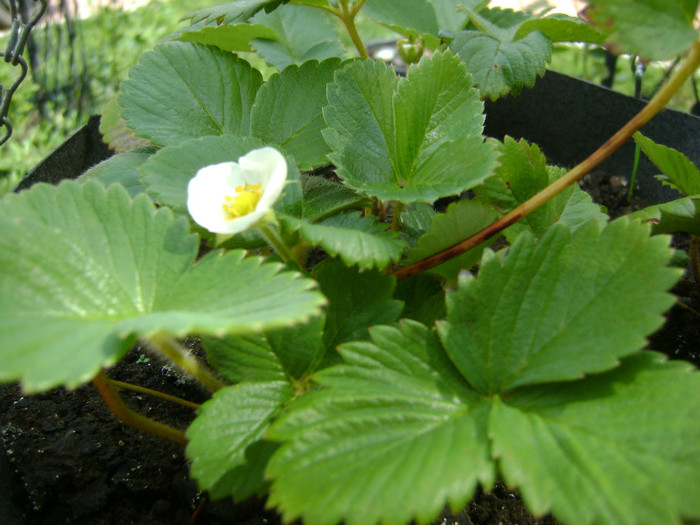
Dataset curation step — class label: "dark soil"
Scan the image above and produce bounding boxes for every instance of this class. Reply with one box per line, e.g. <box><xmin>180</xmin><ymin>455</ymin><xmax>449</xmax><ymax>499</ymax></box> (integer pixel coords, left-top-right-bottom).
<box><xmin>2</xmin><ymin>171</ymin><xmax>699</xmax><ymax>525</ymax></box>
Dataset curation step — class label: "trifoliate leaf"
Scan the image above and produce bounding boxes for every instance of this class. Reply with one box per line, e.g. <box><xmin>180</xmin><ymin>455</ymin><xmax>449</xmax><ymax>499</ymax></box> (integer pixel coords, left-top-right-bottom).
<box><xmin>120</xmin><ymin>42</ymin><xmax>262</xmax><ymax>147</ymax></box>
<box><xmin>450</xmin><ymin>6</ymin><xmax>552</xmax><ymax>100</ymax></box>
<box><xmin>251</xmin><ymin>59</ymin><xmax>342</xmax><ymax>170</ymax></box>
<box><xmin>311</xmin><ymin>258</ymin><xmax>403</xmax><ymax>353</ymax></box>
<box><xmin>300</xmin><ymin>175</ymin><xmax>367</xmax><ymax>222</ymax></box>
<box><xmin>634</xmin><ymin>131</ymin><xmax>700</xmax><ymax>196</ymax></box>
<box><xmin>0</xmin><ymin>181</ymin><xmax>324</xmax><ymax>392</ymax></box>
<box><xmin>582</xmin><ymin>0</ymin><xmax>699</xmax><ymax>60</ymax></box>
<box><xmin>187</xmin><ymin>381</ymin><xmax>294</xmax><ymax>500</ymax></box>
<box><xmin>201</xmin><ymin>334</ymin><xmax>285</xmax><ymax>383</ymax></box>
<box><xmin>183</xmin><ymin>0</ymin><xmax>290</xmax><ymax>24</ymax></box>
<box><xmin>79</xmin><ymin>146</ymin><xmax>156</xmax><ymax>198</ymax></box>
<box><xmin>178</xmin><ymin>23</ymin><xmax>280</xmax><ymax>52</ymax></box>
<box><xmin>474</xmin><ymin>137</ymin><xmax>607</xmax><ymax>241</ymax></box>
<box><xmin>404</xmin><ymin>199</ymin><xmax>499</xmax><ymax>284</ymax></box>
<box><xmin>280</xmin><ymin>212</ymin><xmax>408</xmax><ymax>270</ymax></box>
<box><xmin>250</xmin><ymin>6</ymin><xmax>345</xmax><ymax>70</ymax></box>
<box><xmin>324</xmin><ymin>51</ymin><xmax>497</xmax><ymax>203</ymax></box>
<box><xmin>267</xmin><ymin>321</ymin><xmax>495</xmax><ymax>525</ymax></box>
<box><xmin>491</xmin><ymin>352</ymin><xmax>700</xmax><ymax>525</ymax></box>
<box><xmin>437</xmin><ymin>219</ymin><xmax>680</xmax><ymax>394</ymax></box>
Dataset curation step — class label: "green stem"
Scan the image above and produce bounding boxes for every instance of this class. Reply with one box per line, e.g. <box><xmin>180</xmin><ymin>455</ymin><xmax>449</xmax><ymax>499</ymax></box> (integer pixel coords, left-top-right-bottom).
<box><xmin>258</xmin><ymin>222</ymin><xmax>303</xmax><ymax>268</ymax></box>
<box><xmin>627</xmin><ymin>141</ymin><xmax>641</xmax><ymax>202</ymax></box>
<box><xmin>339</xmin><ymin>1</ymin><xmax>368</xmax><ymax>58</ymax></box>
<box><xmin>108</xmin><ymin>378</ymin><xmax>200</xmax><ymax>410</ymax></box>
<box><xmin>92</xmin><ymin>371</ymin><xmax>188</xmax><ymax>446</ymax></box>
<box><xmin>392</xmin><ymin>36</ymin><xmax>700</xmax><ymax>281</ymax></box>
<box><xmin>147</xmin><ymin>334</ymin><xmax>226</xmax><ymax>392</ymax></box>
<box><xmin>390</xmin><ymin>201</ymin><xmax>405</xmax><ymax>232</ymax></box>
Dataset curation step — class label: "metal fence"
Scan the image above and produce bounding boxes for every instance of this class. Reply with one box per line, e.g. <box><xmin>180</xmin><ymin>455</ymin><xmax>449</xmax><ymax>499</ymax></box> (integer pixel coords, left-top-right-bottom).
<box><xmin>0</xmin><ymin>0</ymin><xmax>48</xmax><ymax>146</ymax></box>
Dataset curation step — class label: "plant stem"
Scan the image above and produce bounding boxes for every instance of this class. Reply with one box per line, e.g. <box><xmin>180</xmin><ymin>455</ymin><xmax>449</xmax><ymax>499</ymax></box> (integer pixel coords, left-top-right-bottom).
<box><xmin>627</xmin><ymin>142</ymin><xmax>641</xmax><ymax>202</ymax></box>
<box><xmin>390</xmin><ymin>201</ymin><xmax>405</xmax><ymax>232</ymax></box>
<box><xmin>258</xmin><ymin>222</ymin><xmax>303</xmax><ymax>268</ymax></box>
<box><xmin>147</xmin><ymin>334</ymin><xmax>226</xmax><ymax>392</ymax></box>
<box><xmin>339</xmin><ymin>1</ymin><xmax>368</xmax><ymax>58</ymax></box>
<box><xmin>393</xmin><ymin>37</ymin><xmax>700</xmax><ymax>281</ymax></box>
<box><xmin>92</xmin><ymin>371</ymin><xmax>188</xmax><ymax>446</ymax></box>
<box><xmin>108</xmin><ymin>378</ymin><xmax>200</xmax><ymax>410</ymax></box>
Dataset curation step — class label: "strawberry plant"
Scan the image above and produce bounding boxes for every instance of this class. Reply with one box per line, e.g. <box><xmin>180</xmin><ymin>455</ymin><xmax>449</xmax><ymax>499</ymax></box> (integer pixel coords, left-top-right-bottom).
<box><xmin>2</xmin><ymin>1</ymin><xmax>700</xmax><ymax>524</ymax></box>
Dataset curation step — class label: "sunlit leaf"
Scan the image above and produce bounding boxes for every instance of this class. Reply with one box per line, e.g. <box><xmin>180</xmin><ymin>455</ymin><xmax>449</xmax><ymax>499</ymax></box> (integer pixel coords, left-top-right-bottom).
<box><xmin>120</xmin><ymin>42</ymin><xmax>262</xmax><ymax>146</ymax></box>
<box><xmin>187</xmin><ymin>381</ymin><xmax>293</xmax><ymax>500</ymax></box>
<box><xmin>437</xmin><ymin>219</ymin><xmax>679</xmax><ymax>394</ymax></box>
<box><xmin>0</xmin><ymin>181</ymin><xmax>324</xmax><ymax>392</ymax></box>
<box><xmin>267</xmin><ymin>321</ymin><xmax>494</xmax><ymax>525</ymax></box>
<box><xmin>324</xmin><ymin>51</ymin><xmax>497</xmax><ymax>202</ymax></box>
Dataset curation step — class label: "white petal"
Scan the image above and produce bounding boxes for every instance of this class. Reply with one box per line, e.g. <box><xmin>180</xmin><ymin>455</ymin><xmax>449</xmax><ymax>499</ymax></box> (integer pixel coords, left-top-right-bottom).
<box><xmin>186</xmin><ymin>147</ymin><xmax>288</xmax><ymax>235</ymax></box>
<box><xmin>187</xmin><ymin>162</ymin><xmax>239</xmax><ymax>233</ymax></box>
<box><xmin>239</xmin><ymin>147</ymin><xmax>288</xmax><ymax>211</ymax></box>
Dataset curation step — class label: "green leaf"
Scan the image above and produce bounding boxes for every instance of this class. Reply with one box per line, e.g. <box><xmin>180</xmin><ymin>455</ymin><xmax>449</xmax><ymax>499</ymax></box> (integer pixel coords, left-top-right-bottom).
<box><xmin>450</xmin><ymin>6</ymin><xmax>553</xmax><ymax>100</ymax></box>
<box><xmin>324</xmin><ymin>51</ymin><xmax>497</xmax><ymax>202</ymax></box>
<box><xmin>450</xmin><ymin>29</ymin><xmax>551</xmax><ymax>100</ymax></box>
<box><xmin>99</xmin><ymin>94</ymin><xmax>151</xmax><ymax>153</ymax></box>
<box><xmin>582</xmin><ymin>0</ymin><xmax>699</xmax><ymax>60</ymax></box>
<box><xmin>187</xmin><ymin>381</ymin><xmax>294</xmax><ymax>500</ymax></box>
<box><xmin>437</xmin><ymin>219</ymin><xmax>680</xmax><ymax>395</ymax></box>
<box><xmin>400</xmin><ymin>201</ymin><xmax>436</xmax><ymax>241</ymax></box>
<box><xmin>404</xmin><ymin>199</ymin><xmax>499</xmax><ymax>283</ymax></box>
<box><xmin>634</xmin><ymin>131</ymin><xmax>700</xmax><ymax>196</ymax></box>
<box><xmin>515</xmin><ymin>13</ymin><xmax>605</xmax><ymax>44</ymax></box>
<box><xmin>251</xmin><ymin>6</ymin><xmax>345</xmax><ymax>70</ymax></box>
<box><xmin>465</xmin><ymin>6</ymin><xmax>604</xmax><ymax>45</ymax></box>
<box><xmin>311</xmin><ymin>258</ymin><xmax>403</xmax><ymax>352</ymax></box>
<box><xmin>266</xmin><ymin>321</ymin><xmax>495</xmax><ymax>525</ymax></box>
<box><xmin>491</xmin><ymin>352</ymin><xmax>700</xmax><ymax>524</ymax></box>
<box><xmin>280</xmin><ymin>212</ymin><xmax>408</xmax><ymax>270</ymax></box>
<box><xmin>362</xmin><ymin>0</ymin><xmax>441</xmax><ymax>47</ymax></box>
<box><xmin>0</xmin><ymin>181</ymin><xmax>325</xmax><ymax>392</ymax></box>
<box><xmin>201</xmin><ymin>334</ymin><xmax>286</xmax><ymax>383</ymax></box>
<box><xmin>183</xmin><ymin>0</ymin><xmax>290</xmax><ymax>24</ymax></box>
<box><xmin>474</xmin><ymin>137</ymin><xmax>607</xmax><ymax>241</ymax></box>
<box><xmin>79</xmin><ymin>146</ymin><xmax>157</xmax><ymax>198</ymax></box>
<box><xmin>430</xmin><ymin>0</ymin><xmax>470</xmax><ymax>32</ymax></box>
<box><xmin>178</xmin><ymin>23</ymin><xmax>281</xmax><ymax>52</ymax></box>
<box><xmin>119</xmin><ymin>42</ymin><xmax>263</xmax><ymax>147</ymax></box>
<box><xmin>300</xmin><ymin>175</ymin><xmax>367</xmax><ymax>222</ymax></box>
<box><xmin>393</xmin><ymin>274</ymin><xmax>446</xmax><ymax>327</ymax></box>
<box><xmin>251</xmin><ymin>59</ymin><xmax>342</xmax><ymax>170</ymax></box>
<box><xmin>630</xmin><ymin>196</ymin><xmax>700</xmax><ymax>235</ymax></box>
<box><xmin>266</xmin><ymin>315</ymin><xmax>326</xmax><ymax>379</ymax></box>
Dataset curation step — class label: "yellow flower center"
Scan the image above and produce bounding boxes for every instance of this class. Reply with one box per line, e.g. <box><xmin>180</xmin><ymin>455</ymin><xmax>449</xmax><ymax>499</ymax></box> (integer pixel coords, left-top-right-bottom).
<box><xmin>222</xmin><ymin>183</ymin><xmax>263</xmax><ymax>219</ymax></box>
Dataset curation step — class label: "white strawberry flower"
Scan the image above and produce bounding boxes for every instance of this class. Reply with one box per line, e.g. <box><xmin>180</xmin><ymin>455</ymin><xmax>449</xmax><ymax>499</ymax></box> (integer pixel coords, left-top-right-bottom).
<box><xmin>186</xmin><ymin>147</ymin><xmax>287</xmax><ymax>234</ymax></box>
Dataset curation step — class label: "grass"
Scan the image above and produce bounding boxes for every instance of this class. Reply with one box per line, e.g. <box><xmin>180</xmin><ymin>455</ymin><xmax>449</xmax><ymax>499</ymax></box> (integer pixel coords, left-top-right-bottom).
<box><xmin>0</xmin><ymin>0</ymin><xmax>211</xmax><ymax>191</ymax></box>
